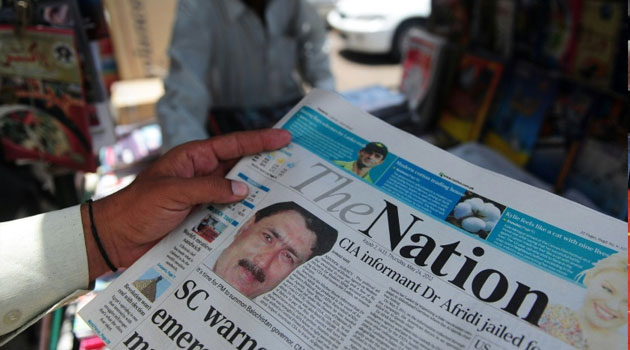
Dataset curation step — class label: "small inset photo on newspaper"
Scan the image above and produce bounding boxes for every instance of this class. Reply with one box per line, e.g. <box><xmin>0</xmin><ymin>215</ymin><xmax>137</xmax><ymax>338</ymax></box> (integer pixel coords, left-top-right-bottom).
<box><xmin>446</xmin><ymin>191</ymin><xmax>506</xmax><ymax>239</ymax></box>
<box><xmin>131</xmin><ymin>267</ymin><xmax>171</xmax><ymax>303</ymax></box>
<box><xmin>203</xmin><ymin>200</ymin><xmax>338</xmax><ymax>300</ymax></box>
<box><xmin>333</xmin><ymin>141</ymin><xmax>390</xmax><ymax>184</ymax></box>
<box><xmin>539</xmin><ymin>252</ymin><xmax>628</xmax><ymax>349</ymax></box>
<box><xmin>192</xmin><ymin>207</ymin><xmax>229</xmax><ymax>243</ymax></box>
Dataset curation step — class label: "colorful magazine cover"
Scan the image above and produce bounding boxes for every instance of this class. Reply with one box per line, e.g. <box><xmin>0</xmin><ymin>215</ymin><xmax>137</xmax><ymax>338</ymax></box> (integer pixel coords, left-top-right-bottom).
<box><xmin>571</xmin><ymin>0</ymin><xmax>623</xmax><ymax>89</ymax></box>
<box><xmin>399</xmin><ymin>29</ymin><xmax>445</xmax><ymax>111</ymax></box>
<box><xmin>437</xmin><ymin>53</ymin><xmax>503</xmax><ymax>142</ymax></box>
<box><xmin>36</xmin><ymin>0</ymin><xmax>106</xmax><ymax>103</ymax></box>
<box><xmin>540</xmin><ymin>0</ymin><xmax>581</xmax><ymax>71</ymax></box>
<box><xmin>0</xmin><ymin>26</ymin><xmax>96</xmax><ymax>171</ymax></box>
<box><xmin>482</xmin><ymin>62</ymin><xmax>558</xmax><ymax>166</ymax></box>
<box><xmin>0</xmin><ymin>0</ymin><xmax>106</xmax><ymax>100</ymax></box>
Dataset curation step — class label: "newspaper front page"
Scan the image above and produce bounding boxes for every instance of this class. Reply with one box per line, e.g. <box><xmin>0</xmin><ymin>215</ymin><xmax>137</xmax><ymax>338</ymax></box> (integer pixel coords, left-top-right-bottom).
<box><xmin>79</xmin><ymin>90</ymin><xmax>627</xmax><ymax>350</ymax></box>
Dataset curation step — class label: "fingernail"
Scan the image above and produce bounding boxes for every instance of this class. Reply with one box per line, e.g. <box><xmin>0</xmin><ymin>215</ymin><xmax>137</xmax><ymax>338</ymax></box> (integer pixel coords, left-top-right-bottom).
<box><xmin>231</xmin><ymin>181</ymin><xmax>248</xmax><ymax>196</ymax></box>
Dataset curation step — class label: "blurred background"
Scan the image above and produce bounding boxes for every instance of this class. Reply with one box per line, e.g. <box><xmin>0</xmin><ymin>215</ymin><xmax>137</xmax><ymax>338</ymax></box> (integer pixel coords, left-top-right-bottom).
<box><xmin>0</xmin><ymin>0</ymin><xmax>627</xmax><ymax>348</ymax></box>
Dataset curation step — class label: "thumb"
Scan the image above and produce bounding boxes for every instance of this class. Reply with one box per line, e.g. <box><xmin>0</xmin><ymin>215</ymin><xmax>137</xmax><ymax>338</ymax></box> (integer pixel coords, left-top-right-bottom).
<box><xmin>173</xmin><ymin>176</ymin><xmax>249</xmax><ymax>206</ymax></box>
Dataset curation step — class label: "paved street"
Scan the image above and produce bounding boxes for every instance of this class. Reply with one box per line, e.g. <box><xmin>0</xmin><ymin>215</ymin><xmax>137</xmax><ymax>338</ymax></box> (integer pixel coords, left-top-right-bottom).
<box><xmin>327</xmin><ymin>31</ymin><xmax>403</xmax><ymax>92</ymax></box>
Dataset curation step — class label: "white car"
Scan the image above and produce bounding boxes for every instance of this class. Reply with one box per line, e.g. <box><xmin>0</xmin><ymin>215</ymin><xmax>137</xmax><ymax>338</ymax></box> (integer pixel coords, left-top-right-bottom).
<box><xmin>327</xmin><ymin>0</ymin><xmax>431</xmax><ymax>58</ymax></box>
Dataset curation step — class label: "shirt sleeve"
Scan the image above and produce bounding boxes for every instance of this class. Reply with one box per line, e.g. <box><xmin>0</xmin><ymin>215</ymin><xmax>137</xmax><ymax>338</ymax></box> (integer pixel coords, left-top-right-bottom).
<box><xmin>157</xmin><ymin>0</ymin><xmax>213</xmax><ymax>151</ymax></box>
<box><xmin>0</xmin><ymin>205</ymin><xmax>90</xmax><ymax>346</ymax></box>
<box><xmin>296</xmin><ymin>1</ymin><xmax>336</xmax><ymax>91</ymax></box>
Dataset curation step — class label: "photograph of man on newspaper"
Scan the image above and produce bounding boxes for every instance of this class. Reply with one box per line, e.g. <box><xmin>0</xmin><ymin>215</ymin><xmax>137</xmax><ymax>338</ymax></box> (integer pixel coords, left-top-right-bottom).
<box><xmin>538</xmin><ymin>252</ymin><xmax>628</xmax><ymax>350</ymax></box>
<box><xmin>334</xmin><ymin>141</ymin><xmax>388</xmax><ymax>183</ymax></box>
<box><xmin>212</xmin><ymin>201</ymin><xmax>338</xmax><ymax>299</ymax></box>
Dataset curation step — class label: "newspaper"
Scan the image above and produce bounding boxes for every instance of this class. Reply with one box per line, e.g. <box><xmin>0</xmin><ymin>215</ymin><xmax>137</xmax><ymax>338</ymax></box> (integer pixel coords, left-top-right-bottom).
<box><xmin>79</xmin><ymin>90</ymin><xmax>627</xmax><ymax>350</ymax></box>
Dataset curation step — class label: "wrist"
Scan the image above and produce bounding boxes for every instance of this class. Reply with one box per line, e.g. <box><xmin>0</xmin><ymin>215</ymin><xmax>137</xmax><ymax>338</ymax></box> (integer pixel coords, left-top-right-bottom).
<box><xmin>81</xmin><ymin>198</ymin><xmax>120</xmax><ymax>281</ymax></box>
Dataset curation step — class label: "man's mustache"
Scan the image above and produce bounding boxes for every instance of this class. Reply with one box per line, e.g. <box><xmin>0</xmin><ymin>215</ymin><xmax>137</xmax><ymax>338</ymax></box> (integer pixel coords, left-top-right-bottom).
<box><xmin>238</xmin><ymin>259</ymin><xmax>265</xmax><ymax>283</ymax></box>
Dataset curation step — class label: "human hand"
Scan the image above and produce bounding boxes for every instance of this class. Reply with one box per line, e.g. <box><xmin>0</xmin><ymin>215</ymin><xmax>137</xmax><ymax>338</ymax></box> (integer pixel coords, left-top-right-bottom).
<box><xmin>82</xmin><ymin>129</ymin><xmax>291</xmax><ymax>280</ymax></box>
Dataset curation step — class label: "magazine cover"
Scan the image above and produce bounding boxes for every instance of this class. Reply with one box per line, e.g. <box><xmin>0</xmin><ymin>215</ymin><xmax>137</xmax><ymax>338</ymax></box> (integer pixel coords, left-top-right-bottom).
<box><xmin>0</xmin><ymin>0</ymin><xmax>107</xmax><ymax>101</ymax></box>
<box><xmin>399</xmin><ymin>29</ymin><xmax>445</xmax><ymax>112</ymax></box>
<box><xmin>482</xmin><ymin>62</ymin><xmax>558</xmax><ymax>166</ymax></box>
<box><xmin>0</xmin><ymin>26</ymin><xmax>96</xmax><ymax>171</ymax></box>
<box><xmin>571</xmin><ymin>0</ymin><xmax>623</xmax><ymax>89</ymax></box>
<box><xmin>44</xmin><ymin>0</ymin><xmax>105</xmax><ymax>101</ymax></box>
<box><xmin>540</xmin><ymin>0</ymin><xmax>581</xmax><ymax>71</ymax></box>
<box><xmin>437</xmin><ymin>53</ymin><xmax>504</xmax><ymax>142</ymax></box>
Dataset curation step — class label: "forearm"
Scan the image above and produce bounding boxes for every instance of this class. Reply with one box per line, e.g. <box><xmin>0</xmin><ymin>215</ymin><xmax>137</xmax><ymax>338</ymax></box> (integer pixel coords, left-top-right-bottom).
<box><xmin>0</xmin><ymin>129</ymin><xmax>292</xmax><ymax>345</ymax></box>
<box><xmin>0</xmin><ymin>206</ymin><xmax>90</xmax><ymax>344</ymax></box>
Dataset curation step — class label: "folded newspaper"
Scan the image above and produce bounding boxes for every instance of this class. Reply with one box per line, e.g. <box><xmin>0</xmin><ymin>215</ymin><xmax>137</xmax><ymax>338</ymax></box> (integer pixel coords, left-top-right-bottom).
<box><xmin>79</xmin><ymin>90</ymin><xmax>627</xmax><ymax>350</ymax></box>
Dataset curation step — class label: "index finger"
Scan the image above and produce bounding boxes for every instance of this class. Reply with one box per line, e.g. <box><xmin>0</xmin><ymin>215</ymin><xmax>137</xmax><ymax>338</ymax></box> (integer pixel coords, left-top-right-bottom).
<box><xmin>209</xmin><ymin>128</ymin><xmax>292</xmax><ymax>161</ymax></box>
<box><xmin>148</xmin><ymin>129</ymin><xmax>291</xmax><ymax>178</ymax></box>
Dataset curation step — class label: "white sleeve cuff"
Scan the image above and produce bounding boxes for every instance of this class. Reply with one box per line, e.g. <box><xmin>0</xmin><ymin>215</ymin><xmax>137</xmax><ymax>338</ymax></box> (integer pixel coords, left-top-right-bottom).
<box><xmin>0</xmin><ymin>205</ymin><xmax>90</xmax><ymax>344</ymax></box>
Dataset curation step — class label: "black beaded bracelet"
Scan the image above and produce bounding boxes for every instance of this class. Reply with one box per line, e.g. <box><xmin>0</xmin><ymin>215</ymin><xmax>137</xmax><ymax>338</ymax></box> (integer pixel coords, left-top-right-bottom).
<box><xmin>86</xmin><ymin>199</ymin><xmax>118</xmax><ymax>273</ymax></box>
